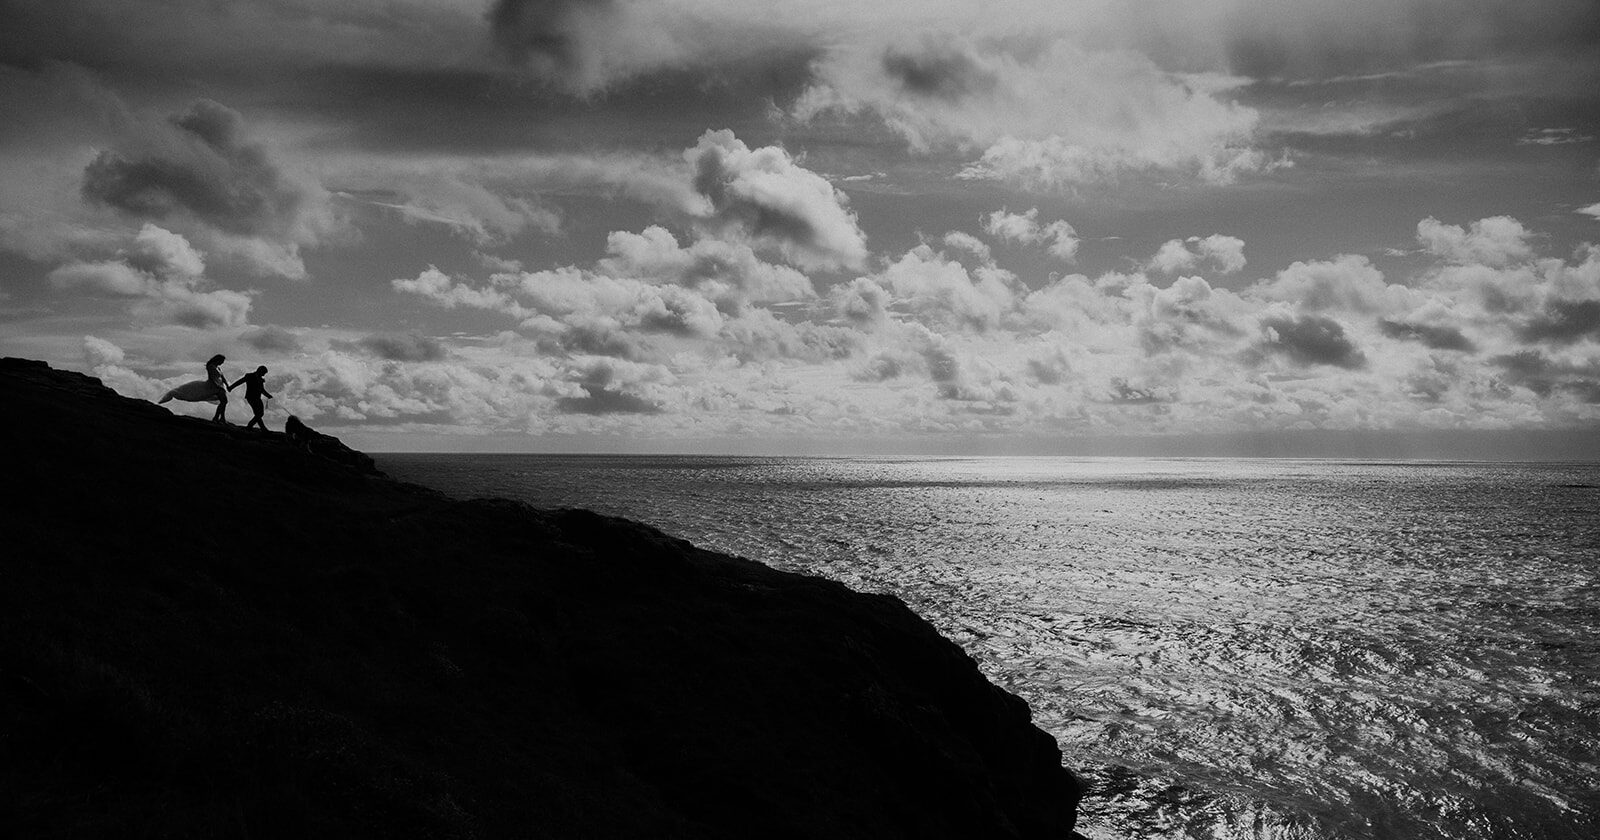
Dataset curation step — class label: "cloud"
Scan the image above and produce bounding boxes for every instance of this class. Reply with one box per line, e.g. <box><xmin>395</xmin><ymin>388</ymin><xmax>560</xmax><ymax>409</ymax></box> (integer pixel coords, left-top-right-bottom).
<box><xmin>795</xmin><ymin>32</ymin><xmax>1282</xmax><ymax>188</ymax></box>
<box><xmin>983</xmin><ymin>208</ymin><xmax>1079</xmax><ymax>262</ymax></box>
<box><xmin>685</xmin><ymin>130</ymin><xmax>868</xmax><ymax>272</ymax></box>
<box><xmin>46</xmin><ymin>224</ymin><xmax>252</xmax><ymax>330</ymax></box>
<box><xmin>1578</xmin><ymin>203</ymin><xmax>1600</xmax><ymax>221</ymax></box>
<box><xmin>1149</xmin><ymin>234</ymin><xmax>1247</xmax><ymax>274</ymax></box>
<box><xmin>1259</xmin><ymin>314</ymin><xmax>1367</xmax><ymax>368</ymax></box>
<box><xmin>333</xmin><ymin>170</ymin><xmax>562</xmax><ymax>246</ymax></box>
<box><xmin>1517</xmin><ymin>300</ymin><xmax>1600</xmax><ymax>345</ymax></box>
<box><xmin>598</xmin><ymin>224</ymin><xmax>816</xmax><ymax>308</ymax></box>
<box><xmin>1251</xmin><ymin>254</ymin><xmax>1415</xmax><ymax>313</ymax></box>
<box><xmin>357</xmin><ymin>333</ymin><xmax>449</xmax><ymax>362</ymax></box>
<box><xmin>555</xmin><ymin>363</ymin><xmax>663</xmax><ymax>415</ymax></box>
<box><xmin>82</xmin><ymin>334</ymin><xmax>124</xmax><ymax>367</ymax></box>
<box><xmin>1490</xmin><ymin>351</ymin><xmax>1600</xmax><ymax>403</ymax></box>
<box><xmin>79</xmin><ymin>99</ymin><xmax>337</xmax><ymax>279</ymax></box>
<box><xmin>489</xmin><ymin>0</ymin><xmax>623</xmax><ymax>85</ymax></box>
<box><xmin>1108</xmin><ymin>377</ymin><xmax>1174</xmax><ymax>405</ymax></box>
<box><xmin>1130</xmin><ymin>274</ymin><xmax>1252</xmax><ymax>355</ymax></box>
<box><xmin>1378</xmin><ymin>319</ymin><xmax>1476</xmax><ymax>351</ymax></box>
<box><xmin>1417</xmin><ymin>216</ymin><xmax>1533</xmax><ymax>267</ymax></box>
<box><xmin>242</xmin><ymin>325</ymin><xmax>303</xmax><ymax>353</ymax></box>
<box><xmin>393</xmin><ymin>260</ymin><xmax>729</xmax><ymax>362</ymax></box>
<box><xmin>829</xmin><ymin>276</ymin><xmax>893</xmax><ymax>328</ymax></box>
<box><xmin>125</xmin><ymin>223</ymin><xmax>205</xmax><ymax>277</ymax></box>
<box><xmin>371</xmin><ymin>210</ymin><xmax>1599</xmax><ymax>441</ymax></box>
<box><xmin>875</xmin><ymin>244</ymin><xmax>1023</xmax><ymax>334</ymax></box>
<box><xmin>1517</xmin><ymin>128</ymin><xmax>1594</xmax><ymax>146</ymax></box>
<box><xmin>940</xmin><ymin>231</ymin><xmax>992</xmax><ymax>262</ymax></box>
<box><xmin>878</xmin><ymin>38</ymin><xmax>1001</xmax><ymax>102</ymax></box>
<box><xmin>84</xmin><ymin>100</ymin><xmax>307</xmax><ymax>235</ymax></box>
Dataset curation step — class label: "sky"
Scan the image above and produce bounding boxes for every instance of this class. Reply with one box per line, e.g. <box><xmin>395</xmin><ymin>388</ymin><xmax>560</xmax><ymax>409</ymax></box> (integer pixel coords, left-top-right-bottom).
<box><xmin>2</xmin><ymin>0</ymin><xmax>1599</xmax><ymax>457</ymax></box>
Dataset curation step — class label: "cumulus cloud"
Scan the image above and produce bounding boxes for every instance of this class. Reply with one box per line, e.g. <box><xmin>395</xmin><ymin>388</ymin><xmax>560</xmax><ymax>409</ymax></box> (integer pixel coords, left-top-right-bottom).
<box><xmin>874</xmin><ymin>244</ymin><xmax>1023</xmax><ymax>334</ymax></box>
<box><xmin>82</xmin><ymin>334</ymin><xmax>124</xmax><ymax>367</ymax></box>
<box><xmin>80</xmin><ymin>99</ymin><xmax>336</xmax><ymax>279</ymax></box>
<box><xmin>1129</xmin><ymin>274</ymin><xmax>1252</xmax><ymax>355</ymax></box>
<box><xmin>1251</xmin><ymin>254</ymin><xmax>1414</xmax><ymax>313</ymax></box>
<box><xmin>47</xmin><ymin>224</ymin><xmax>251</xmax><ymax>330</ymax></box>
<box><xmin>1149</xmin><ymin>234</ymin><xmax>1247</xmax><ymax>274</ymax></box>
<box><xmin>686</xmin><ymin>130</ymin><xmax>868</xmax><ymax>272</ymax></box>
<box><xmin>598</xmin><ymin>224</ymin><xmax>816</xmax><ymax>308</ymax></box>
<box><xmin>983</xmin><ymin>208</ymin><xmax>1079</xmax><ymax>261</ymax></box>
<box><xmin>375</xmin><ymin>211</ymin><xmax>1600</xmax><ymax>442</ymax></box>
<box><xmin>393</xmin><ymin>260</ymin><xmax>731</xmax><ymax>362</ymax></box>
<box><xmin>1579</xmin><ymin>203</ymin><xmax>1600</xmax><ymax>221</ymax></box>
<box><xmin>941</xmin><ymin>231</ymin><xmax>992</xmax><ymax>262</ymax></box>
<box><xmin>1417</xmin><ymin>216</ymin><xmax>1533</xmax><ymax>267</ymax></box>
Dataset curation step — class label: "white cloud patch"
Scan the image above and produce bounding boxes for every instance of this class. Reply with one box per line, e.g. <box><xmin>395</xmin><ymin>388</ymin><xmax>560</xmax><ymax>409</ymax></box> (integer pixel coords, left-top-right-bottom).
<box><xmin>983</xmin><ymin>208</ymin><xmax>1080</xmax><ymax>262</ymax></box>
<box><xmin>685</xmin><ymin>130</ymin><xmax>869</xmax><ymax>272</ymax></box>
<box><xmin>1417</xmin><ymin>216</ymin><xmax>1533</xmax><ymax>268</ymax></box>
<box><xmin>598</xmin><ymin>225</ymin><xmax>816</xmax><ymax>308</ymax></box>
<box><xmin>1149</xmin><ymin>234</ymin><xmax>1247</xmax><ymax>274</ymax></box>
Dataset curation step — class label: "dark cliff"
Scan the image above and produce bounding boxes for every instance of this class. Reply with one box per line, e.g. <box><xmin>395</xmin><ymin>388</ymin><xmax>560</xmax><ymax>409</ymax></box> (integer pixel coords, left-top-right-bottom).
<box><xmin>0</xmin><ymin>357</ymin><xmax>1083</xmax><ymax>839</ymax></box>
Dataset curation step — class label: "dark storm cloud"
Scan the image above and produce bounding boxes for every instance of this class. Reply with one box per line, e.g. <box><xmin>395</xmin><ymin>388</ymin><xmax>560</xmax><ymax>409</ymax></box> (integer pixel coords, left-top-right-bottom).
<box><xmin>1516</xmin><ymin>299</ymin><xmax>1600</xmax><ymax>345</ymax></box>
<box><xmin>880</xmin><ymin>42</ymin><xmax>999</xmax><ymax>101</ymax></box>
<box><xmin>488</xmin><ymin>0</ymin><xmax>618</xmax><ymax>76</ymax></box>
<box><xmin>1378</xmin><ymin>319</ymin><xmax>1476</xmax><ymax>351</ymax></box>
<box><xmin>356</xmin><ymin>333</ymin><xmax>448</xmax><ymax>362</ymax></box>
<box><xmin>81</xmin><ymin>100</ymin><xmax>309</xmax><ymax>238</ymax></box>
<box><xmin>1491</xmin><ymin>350</ymin><xmax>1600</xmax><ymax>402</ymax></box>
<box><xmin>1260</xmin><ymin>315</ymin><xmax>1367</xmax><ymax>369</ymax></box>
<box><xmin>242</xmin><ymin>325</ymin><xmax>303</xmax><ymax>353</ymax></box>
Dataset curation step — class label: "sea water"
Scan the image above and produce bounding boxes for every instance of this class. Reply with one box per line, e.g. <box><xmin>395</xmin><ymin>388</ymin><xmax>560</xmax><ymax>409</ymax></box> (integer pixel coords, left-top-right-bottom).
<box><xmin>377</xmin><ymin>455</ymin><xmax>1600</xmax><ymax>840</ymax></box>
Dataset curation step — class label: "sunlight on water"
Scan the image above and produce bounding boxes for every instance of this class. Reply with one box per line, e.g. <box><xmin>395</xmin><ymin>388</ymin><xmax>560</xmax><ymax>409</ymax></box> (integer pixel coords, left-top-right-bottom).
<box><xmin>380</xmin><ymin>455</ymin><xmax>1600</xmax><ymax>840</ymax></box>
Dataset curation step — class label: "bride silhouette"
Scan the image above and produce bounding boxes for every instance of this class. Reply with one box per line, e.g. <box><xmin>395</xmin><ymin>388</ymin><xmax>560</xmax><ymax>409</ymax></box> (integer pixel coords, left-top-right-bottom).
<box><xmin>158</xmin><ymin>354</ymin><xmax>231</xmax><ymax>423</ymax></box>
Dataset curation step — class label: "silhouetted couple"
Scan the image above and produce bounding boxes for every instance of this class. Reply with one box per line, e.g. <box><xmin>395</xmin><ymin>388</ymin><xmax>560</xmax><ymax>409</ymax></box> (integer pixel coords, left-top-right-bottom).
<box><xmin>158</xmin><ymin>354</ymin><xmax>273</xmax><ymax>429</ymax></box>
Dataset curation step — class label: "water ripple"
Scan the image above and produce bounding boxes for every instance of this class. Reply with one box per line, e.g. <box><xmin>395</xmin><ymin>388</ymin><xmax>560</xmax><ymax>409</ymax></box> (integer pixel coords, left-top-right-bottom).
<box><xmin>381</xmin><ymin>455</ymin><xmax>1600</xmax><ymax>840</ymax></box>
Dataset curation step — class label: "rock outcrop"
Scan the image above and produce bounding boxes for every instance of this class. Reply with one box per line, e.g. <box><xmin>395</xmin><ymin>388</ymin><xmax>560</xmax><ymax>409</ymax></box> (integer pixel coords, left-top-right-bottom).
<box><xmin>0</xmin><ymin>357</ymin><xmax>1083</xmax><ymax>839</ymax></box>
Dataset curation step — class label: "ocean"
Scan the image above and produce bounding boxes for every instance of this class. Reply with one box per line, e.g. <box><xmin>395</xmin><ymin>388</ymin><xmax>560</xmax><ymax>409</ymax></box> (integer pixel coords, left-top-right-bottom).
<box><xmin>377</xmin><ymin>455</ymin><xmax>1600</xmax><ymax>840</ymax></box>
